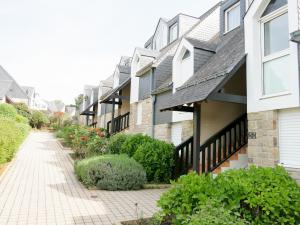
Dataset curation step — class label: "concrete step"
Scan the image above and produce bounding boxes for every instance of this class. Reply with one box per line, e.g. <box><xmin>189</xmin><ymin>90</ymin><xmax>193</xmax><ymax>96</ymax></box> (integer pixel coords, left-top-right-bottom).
<box><xmin>285</xmin><ymin>167</ymin><xmax>300</xmax><ymax>185</ymax></box>
<box><xmin>213</xmin><ymin>145</ymin><xmax>248</xmax><ymax>176</ymax></box>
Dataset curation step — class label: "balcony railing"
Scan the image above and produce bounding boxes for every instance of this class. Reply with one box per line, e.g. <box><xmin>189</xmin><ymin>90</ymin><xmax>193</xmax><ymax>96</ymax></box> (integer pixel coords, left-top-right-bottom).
<box><xmin>174</xmin><ymin>113</ymin><xmax>247</xmax><ymax>178</ymax></box>
<box><xmin>107</xmin><ymin>112</ymin><xmax>130</xmax><ymax>135</ymax></box>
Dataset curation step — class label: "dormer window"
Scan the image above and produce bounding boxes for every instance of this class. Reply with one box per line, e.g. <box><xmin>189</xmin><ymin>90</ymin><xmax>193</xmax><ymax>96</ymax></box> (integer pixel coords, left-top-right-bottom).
<box><xmin>169</xmin><ymin>23</ymin><xmax>178</xmax><ymax>43</ymax></box>
<box><xmin>225</xmin><ymin>2</ymin><xmax>240</xmax><ymax>33</ymax></box>
<box><xmin>182</xmin><ymin>49</ymin><xmax>191</xmax><ymax>60</ymax></box>
<box><xmin>261</xmin><ymin>7</ymin><xmax>289</xmax><ymax>95</ymax></box>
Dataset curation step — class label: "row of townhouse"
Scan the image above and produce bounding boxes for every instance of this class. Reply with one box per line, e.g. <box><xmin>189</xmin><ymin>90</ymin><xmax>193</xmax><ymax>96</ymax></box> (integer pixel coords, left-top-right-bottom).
<box><xmin>80</xmin><ymin>0</ymin><xmax>300</xmax><ymax>182</ymax></box>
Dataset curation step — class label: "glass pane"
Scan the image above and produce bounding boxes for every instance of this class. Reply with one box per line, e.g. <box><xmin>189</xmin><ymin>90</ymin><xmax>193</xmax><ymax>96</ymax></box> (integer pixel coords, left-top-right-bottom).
<box><xmin>170</xmin><ymin>23</ymin><xmax>178</xmax><ymax>42</ymax></box>
<box><xmin>263</xmin><ymin>55</ymin><xmax>289</xmax><ymax>95</ymax></box>
<box><xmin>264</xmin><ymin>13</ymin><xmax>289</xmax><ymax>56</ymax></box>
<box><xmin>227</xmin><ymin>4</ymin><xmax>240</xmax><ymax>31</ymax></box>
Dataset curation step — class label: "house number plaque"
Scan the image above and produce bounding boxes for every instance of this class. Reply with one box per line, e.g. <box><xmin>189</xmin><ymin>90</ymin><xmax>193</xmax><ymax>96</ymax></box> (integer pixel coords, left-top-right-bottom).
<box><xmin>248</xmin><ymin>132</ymin><xmax>256</xmax><ymax>139</ymax></box>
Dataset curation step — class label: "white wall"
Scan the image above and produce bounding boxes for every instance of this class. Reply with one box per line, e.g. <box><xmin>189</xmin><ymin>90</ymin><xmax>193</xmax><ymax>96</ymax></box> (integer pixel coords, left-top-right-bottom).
<box><xmin>245</xmin><ymin>0</ymin><xmax>300</xmax><ymax>113</ymax></box>
<box><xmin>179</xmin><ymin>15</ymin><xmax>199</xmax><ymax>37</ymax></box>
<box><xmin>187</xmin><ymin>6</ymin><xmax>220</xmax><ymax>41</ymax></box>
<box><xmin>172</xmin><ymin>39</ymin><xmax>194</xmax><ymax>90</ymax></box>
<box><xmin>153</xmin><ymin>20</ymin><xmax>168</xmax><ymax>51</ymax></box>
<box><xmin>130</xmin><ymin>49</ymin><xmax>155</xmax><ymax>104</ymax></box>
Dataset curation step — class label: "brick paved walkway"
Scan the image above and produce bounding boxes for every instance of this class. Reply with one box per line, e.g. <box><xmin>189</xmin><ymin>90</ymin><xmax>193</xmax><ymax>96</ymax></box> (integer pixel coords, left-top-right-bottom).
<box><xmin>0</xmin><ymin>132</ymin><xmax>164</xmax><ymax>225</ymax></box>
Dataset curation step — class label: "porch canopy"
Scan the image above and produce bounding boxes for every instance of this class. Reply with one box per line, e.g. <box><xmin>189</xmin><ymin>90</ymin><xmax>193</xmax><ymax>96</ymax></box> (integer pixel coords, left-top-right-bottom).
<box><xmin>160</xmin><ymin>27</ymin><xmax>246</xmax><ymax>113</ymax></box>
<box><xmin>159</xmin><ymin>28</ymin><xmax>246</xmax><ymax>173</ymax></box>
<box><xmin>100</xmin><ymin>77</ymin><xmax>131</xmax><ymax>134</ymax></box>
<box><xmin>100</xmin><ymin>77</ymin><xmax>130</xmax><ymax>104</ymax></box>
<box><xmin>80</xmin><ymin>100</ymin><xmax>98</xmax><ymax>116</ymax></box>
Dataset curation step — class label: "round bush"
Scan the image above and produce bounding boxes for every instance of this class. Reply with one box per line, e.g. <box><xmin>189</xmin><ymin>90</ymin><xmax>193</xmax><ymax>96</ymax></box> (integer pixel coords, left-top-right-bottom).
<box><xmin>120</xmin><ymin>134</ymin><xmax>153</xmax><ymax>157</ymax></box>
<box><xmin>133</xmin><ymin>139</ymin><xmax>174</xmax><ymax>183</ymax></box>
<box><xmin>74</xmin><ymin>154</ymin><xmax>146</xmax><ymax>191</ymax></box>
<box><xmin>107</xmin><ymin>133</ymin><xmax>130</xmax><ymax>154</ymax></box>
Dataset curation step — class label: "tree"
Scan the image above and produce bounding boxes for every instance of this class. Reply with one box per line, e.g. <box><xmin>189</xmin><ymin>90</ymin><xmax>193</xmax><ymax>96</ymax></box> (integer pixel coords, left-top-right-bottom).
<box><xmin>30</xmin><ymin>111</ymin><xmax>49</xmax><ymax>129</ymax></box>
<box><xmin>75</xmin><ymin>94</ymin><xmax>84</xmax><ymax>110</ymax></box>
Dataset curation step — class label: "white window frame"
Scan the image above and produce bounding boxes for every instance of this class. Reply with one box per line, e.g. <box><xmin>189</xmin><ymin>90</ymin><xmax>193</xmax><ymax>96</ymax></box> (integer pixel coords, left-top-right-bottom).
<box><xmin>169</xmin><ymin>23</ymin><xmax>178</xmax><ymax>43</ymax></box>
<box><xmin>260</xmin><ymin>5</ymin><xmax>290</xmax><ymax>98</ymax></box>
<box><xmin>225</xmin><ymin>2</ymin><xmax>241</xmax><ymax>33</ymax></box>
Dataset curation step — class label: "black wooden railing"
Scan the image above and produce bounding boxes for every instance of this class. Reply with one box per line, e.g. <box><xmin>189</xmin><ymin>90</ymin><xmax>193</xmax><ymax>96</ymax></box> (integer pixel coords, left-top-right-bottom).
<box><xmin>174</xmin><ymin>113</ymin><xmax>247</xmax><ymax>178</ymax></box>
<box><xmin>107</xmin><ymin>112</ymin><xmax>130</xmax><ymax>135</ymax></box>
<box><xmin>173</xmin><ymin>136</ymin><xmax>194</xmax><ymax>178</ymax></box>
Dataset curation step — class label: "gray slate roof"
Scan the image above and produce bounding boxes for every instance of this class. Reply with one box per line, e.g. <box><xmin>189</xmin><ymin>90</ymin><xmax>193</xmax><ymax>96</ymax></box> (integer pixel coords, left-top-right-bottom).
<box><xmin>22</xmin><ymin>86</ymin><xmax>35</xmax><ymax>98</ymax></box>
<box><xmin>186</xmin><ymin>38</ymin><xmax>218</xmax><ymax>52</ymax></box>
<box><xmin>100</xmin><ymin>77</ymin><xmax>131</xmax><ymax>103</ymax></box>
<box><xmin>0</xmin><ymin>66</ymin><xmax>28</xmax><ymax>100</ymax></box>
<box><xmin>117</xmin><ymin>65</ymin><xmax>131</xmax><ymax>74</ymax></box>
<box><xmin>160</xmin><ymin>28</ymin><xmax>245</xmax><ymax>111</ymax></box>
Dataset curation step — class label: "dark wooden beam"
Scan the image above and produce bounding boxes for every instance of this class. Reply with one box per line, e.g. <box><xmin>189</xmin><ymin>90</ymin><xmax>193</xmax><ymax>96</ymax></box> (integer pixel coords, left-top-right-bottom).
<box><xmin>104</xmin><ymin>100</ymin><xmax>122</xmax><ymax>105</ymax></box>
<box><xmin>163</xmin><ymin>106</ymin><xmax>194</xmax><ymax>112</ymax></box>
<box><xmin>208</xmin><ymin>93</ymin><xmax>247</xmax><ymax>104</ymax></box>
<box><xmin>193</xmin><ymin>103</ymin><xmax>201</xmax><ymax>173</ymax></box>
<box><xmin>111</xmin><ymin>97</ymin><xmax>116</xmax><ymax>134</ymax></box>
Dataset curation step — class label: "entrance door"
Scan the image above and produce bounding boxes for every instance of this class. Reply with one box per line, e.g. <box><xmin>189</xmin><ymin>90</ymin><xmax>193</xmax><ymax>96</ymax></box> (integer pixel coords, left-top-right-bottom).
<box><xmin>279</xmin><ymin>108</ymin><xmax>300</xmax><ymax>168</ymax></box>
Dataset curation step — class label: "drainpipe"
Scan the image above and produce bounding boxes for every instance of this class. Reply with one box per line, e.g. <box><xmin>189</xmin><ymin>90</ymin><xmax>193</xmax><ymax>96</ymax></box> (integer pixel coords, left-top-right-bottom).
<box><xmin>150</xmin><ymin>68</ymin><xmax>156</xmax><ymax>138</ymax></box>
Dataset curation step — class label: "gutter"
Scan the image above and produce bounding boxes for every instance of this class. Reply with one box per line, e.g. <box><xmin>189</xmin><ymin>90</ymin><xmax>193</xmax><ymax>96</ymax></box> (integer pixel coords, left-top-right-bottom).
<box><xmin>150</xmin><ymin>68</ymin><xmax>156</xmax><ymax>138</ymax></box>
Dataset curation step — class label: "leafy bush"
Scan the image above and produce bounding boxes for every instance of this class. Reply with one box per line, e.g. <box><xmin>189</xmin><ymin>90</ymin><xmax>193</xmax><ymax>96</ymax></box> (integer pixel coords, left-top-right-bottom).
<box><xmin>86</xmin><ymin>135</ymin><xmax>108</xmax><ymax>157</ymax></box>
<box><xmin>74</xmin><ymin>154</ymin><xmax>146</xmax><ymax>191</ymax></box>
<box><xmin>0</xmin><ymin>103</ymin><xmax>18</xmax><ymax>119</ymax></box>
<box><xmin>187</xmin><ymin>203</ymin><xmax>247</xmax><ymax>225</ymax></box>
<box><xmin>214</xmin><ymin>166</ymin><xmax>300</xmax><ymax>225</ymax></box>
<box><xmin>120</xmin><ymin>134</ymin><xmax>153</xmax><ymax>157</ymax></box>
<box><xmin>13</xmin><ymin>103</ymin><xmax>32</xmax><ymax>121</ymax></box>
<box><xmin>30</xmin><ymin>110</ymin><xmax>49</xmax><ymax>129</ymax></box>
<box><xmin>107</xmin><ymin>133</ymin><xmax>130</xmax><ymax>154</ymax></box>
<box><xmin>0</xmin><ymin>116</ymin><xmax>30</xmax><ymax>164</ymax></box>
<box><xmin>157</xmin><ymin>167</ymin><xmax>300</xmax><ymax>225</ymax></box>
<box><xmin>133</xmin><ymin>139</ymin><xmax>174</xmax><ymax>183</ymax></box>
<box><xmin>158</xmin><ymin>173</ymin><xmax>215</xmax><ymax>223</ymax></box>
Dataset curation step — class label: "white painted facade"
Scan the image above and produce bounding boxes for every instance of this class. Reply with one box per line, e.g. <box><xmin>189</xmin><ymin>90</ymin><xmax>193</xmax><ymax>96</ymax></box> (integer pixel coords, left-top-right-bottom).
<box><xmin>130</xmin><ymin>48</ymin><xmax>157</xmax><ymax>104</ymax></box>
<box><xmin>178</xmin><ymin>15</ymin><xmax>199</xmax><ymax>37</ymax></box>
<box><xmin>245</xmin><ymin>0</ymin><xmax>300</xmax><ymax>113</ymax></box>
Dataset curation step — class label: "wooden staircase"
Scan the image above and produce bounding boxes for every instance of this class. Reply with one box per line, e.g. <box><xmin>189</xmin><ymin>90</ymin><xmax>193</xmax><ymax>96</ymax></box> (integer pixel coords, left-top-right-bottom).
<box><xmin>174</xmin><ymin>113</ymin><xmax>248</xmax><ymax>178</ymax></box>
<box><xmin>212</xmin><ymin>145</ymin><xmax>248</xmax><ymax>175</ymax></box>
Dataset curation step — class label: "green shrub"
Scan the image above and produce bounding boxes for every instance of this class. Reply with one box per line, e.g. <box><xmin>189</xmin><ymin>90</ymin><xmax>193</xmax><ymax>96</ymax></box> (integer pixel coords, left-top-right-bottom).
<box><xmin>187</xmin><ymin>203</ymin><xmax>247</xmax><ymax>225</ymax></box>
<box><xmin>107</xmin><ymin>133</ymin><xmax>130</xmax><ymax>154</ymax></box>
<box><xmin>214</xmin><ymin>166</ymin><xmax>300</xmax><ymax>225</ymax></box>
<box><xmin>158</xmin><ymin>172</ymin><xmax>216</xmax><ymax>223</ymax></box>
<box><xmin>0</xmin><ymin>103</ymin><xmax>18</xmax><ymax>119</ymax></box>
<box><xmin>0</xmin><ymin>116</ymin><xmax>30</xmax><ymax>164</ymax></box>
<box><xmin>133</xmin><ymin>139</ymin><xmax>174</xmax><ymax>183</ymax></box>
<box><xmin>13</xmin><ymin>103</ymin><xmax>32</xmax><ymax>121</ymax></box>
<box><xmin>157</xmin><ymin>167</ymin><xmax>300</xmax><ymax>225</ymax></box>
<box><xmin>86</xmin><ymin>135</ymin><xmax>108</xmax><ymax>157</ymax></box>
<box><xmin>120</xmin><ymin>134</ymin><xmax>153</xmax><ymax>157</ymax></box>
<box><xmin>74</xmin><ymin>154</ymin><xmax>146</xmax><ymax>191</ymax></box>
<box><xmin>30</xmin><ymin>110</ymin><xmax>49</xmax><ymax>129</ymax></box>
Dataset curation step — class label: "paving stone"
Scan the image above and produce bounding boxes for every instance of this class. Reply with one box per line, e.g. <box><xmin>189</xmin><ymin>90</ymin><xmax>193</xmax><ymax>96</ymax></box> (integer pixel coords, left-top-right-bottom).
<box><xmin>0</xmin><ymin>132</ymin><xmax>165</xmax><ymax>225</ymax></box>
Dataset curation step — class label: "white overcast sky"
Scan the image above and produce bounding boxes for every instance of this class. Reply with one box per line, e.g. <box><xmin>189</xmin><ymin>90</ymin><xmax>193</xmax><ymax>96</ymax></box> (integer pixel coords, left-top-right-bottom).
<box><xmin>0</xmin><ymin>0</ymin><xmax>219</xmax><ymax>104</ymax></box>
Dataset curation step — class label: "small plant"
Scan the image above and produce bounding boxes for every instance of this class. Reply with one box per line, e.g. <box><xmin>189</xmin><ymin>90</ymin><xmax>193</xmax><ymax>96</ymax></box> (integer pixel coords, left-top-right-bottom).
<box><xmin>74</xmin><ymin>154</ymin><xmax>146</xmax><ymax>191</ymax></box>
<box><xmin>120</xmin><ymin>134</ymin><xmax>153</xmax><ymax>157</ymax></box>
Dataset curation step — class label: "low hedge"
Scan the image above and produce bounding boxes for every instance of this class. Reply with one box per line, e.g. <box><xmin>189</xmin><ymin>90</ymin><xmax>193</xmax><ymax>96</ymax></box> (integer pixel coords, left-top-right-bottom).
<box><xmin>0</xmin><ymin>104</ymin><xmax>30</xmax><ymax>165</ymax></box>
<box><xmin>158</xmin><ymin>166</ymin><xmax>300</xmax><ymax>224</ymax></box>
<box><xmin>74</xmin><ymin>154</ymin><xmax>146</xmax><ymax>191</ymax></box>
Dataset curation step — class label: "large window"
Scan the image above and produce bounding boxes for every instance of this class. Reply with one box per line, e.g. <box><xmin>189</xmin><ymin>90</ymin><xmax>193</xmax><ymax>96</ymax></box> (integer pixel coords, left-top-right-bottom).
<box><xmin>225</xmin><ymin>2</ymin><xmax>240</xmax><ymax>32</ymax></box>
<box><xmin>262</xmin><ymin>11</ymin><xmax>289</xmax><ymax>95</ymax></box>
<box><xmin>169</xmin><ymin>23</ymin><xmax>178</xmax><ymax>43</ymax></box>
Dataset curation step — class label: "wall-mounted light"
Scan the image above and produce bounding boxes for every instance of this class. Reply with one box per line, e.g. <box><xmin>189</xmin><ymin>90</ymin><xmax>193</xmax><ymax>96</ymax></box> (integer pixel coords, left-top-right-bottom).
<box><xmin>291</xmin><ymin>30</ymin><xmax>300</xmax><ymax>43</ymax></box>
